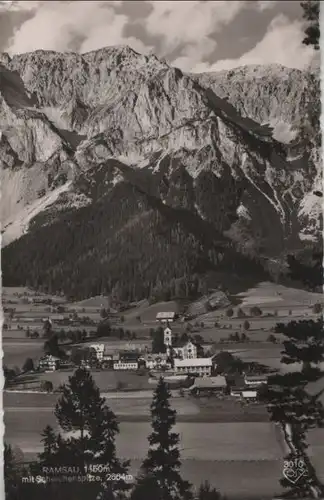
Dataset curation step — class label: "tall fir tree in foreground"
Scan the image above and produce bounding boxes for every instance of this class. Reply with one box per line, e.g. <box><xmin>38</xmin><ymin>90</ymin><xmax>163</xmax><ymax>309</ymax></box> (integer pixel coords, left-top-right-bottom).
<box><xmin>4</xmin><ymin>443</ymin><xmax>25</xmax><ymax>500</ymax></box>
<box><xmin>55</xmin><ymin>367</ymin><xmax>130</xmax><ymax>499</ymax></box>
<box><xmin>132</xmin><ymin>377</ymin><xmax>193</xmax><ymax>500</ymax></box>
<box><xmin>26</xmin><ymin>368</ymin><xmax>130</xmax><ymax>500</ymax></box>
<box><xmin>259</xmin><ymin>319</ymin><xmax>324</xmax><ymax>498</ymax></box>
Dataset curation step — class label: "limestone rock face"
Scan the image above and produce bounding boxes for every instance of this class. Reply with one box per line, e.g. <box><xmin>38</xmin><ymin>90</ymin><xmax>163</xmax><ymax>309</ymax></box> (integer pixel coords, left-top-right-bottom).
<box><xmin>1</xmin><ymin>47</ymin><xmax>321</xmax><ymax>256</ymax></box>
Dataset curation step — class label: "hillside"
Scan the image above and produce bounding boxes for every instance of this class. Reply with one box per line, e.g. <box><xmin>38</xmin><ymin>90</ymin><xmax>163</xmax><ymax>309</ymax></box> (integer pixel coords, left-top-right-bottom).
<box><xmin>1</xmin><ymin>47</ymin><xmax>321</xmax><ymax>301</ymax></box>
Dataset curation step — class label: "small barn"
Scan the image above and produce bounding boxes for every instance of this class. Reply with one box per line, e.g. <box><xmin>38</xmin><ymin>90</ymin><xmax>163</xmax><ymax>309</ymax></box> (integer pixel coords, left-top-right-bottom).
<box><xmin>156</xmin><ymin>312</ymin><xmax>177</xmax><ymax>323</ymax></box>
<box><xmin>189</xmin><ymin>375</ymin><xmax>227</xmax><ymax>396</ymax></box>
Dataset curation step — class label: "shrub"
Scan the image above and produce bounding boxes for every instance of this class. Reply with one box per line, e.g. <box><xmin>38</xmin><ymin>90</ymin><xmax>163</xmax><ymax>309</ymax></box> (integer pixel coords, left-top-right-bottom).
<box><xmin>116</xmin><ymin>381</ymin><xmax>127</xmax><ymax>391</ymax></box>
<box><xmin>243</xmin><ymin>320</ymin><xmax>250</xmax><ymax>331</ymax></box>
<box><xmin>226</xmin><ymin>308</ymin><xmax>234</xmax><ymax>318</ymax></box>
<box><xmin>237</xmin><ymin>308</ymin><xmax>246</xmax><ymax>318</ymax></box>
<box><xmin>313</xmin><ymin>303</ymin><xmax>323</xmax><ymax>314</ymax></box>
<box><xmin>250</xmin><ymin>306</ymin><xmax>262</xmax><ymax>317</ymax></box>
<box><xmin>22</xmin><ymin>358</ymin><xmax>34</xmax><ymax>372</ymax></box>
<box><xmin>41</xmin><ymin>380</ymin><xmax>53</xmax><ymax>393</ymax></box>
<box><xmin>267</xmin><ymin>334</ymin><xmax>277</xmax><ymax>343</ymax></box>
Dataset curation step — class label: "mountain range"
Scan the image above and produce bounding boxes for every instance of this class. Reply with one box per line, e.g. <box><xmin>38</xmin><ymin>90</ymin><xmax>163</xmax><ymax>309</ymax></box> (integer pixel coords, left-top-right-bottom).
<box><xmin>0</xmin><ymin>46</ymin><xmax>321</xmax><ymax>300</ymax></box>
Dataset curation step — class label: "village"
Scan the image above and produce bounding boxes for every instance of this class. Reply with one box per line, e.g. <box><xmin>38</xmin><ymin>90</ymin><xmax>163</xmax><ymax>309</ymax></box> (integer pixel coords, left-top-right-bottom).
<box><xmin>3</xmin><ymin>290</ymin><xmax>276</xmax><ymax>403</ymax></box>
<box><xmin>3</xmin><ymin>285</ymin><xmax>324</xmax><ymax>498</ymax></box>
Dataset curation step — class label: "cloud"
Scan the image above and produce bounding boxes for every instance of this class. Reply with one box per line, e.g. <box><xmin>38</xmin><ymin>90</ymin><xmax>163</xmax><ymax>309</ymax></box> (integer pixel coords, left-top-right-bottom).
<box><xmin>0</xmin><ymin>1</ymin><xmax>42</xmax><ymax>12</ymax></box>
<box><xmin>143</xmin><ymin>1</ymin><xmax>248</xmax><ymax>71</ymax></box>
<box><xmin>190</xmin><ymin>14</ymin><xmax>316</xmax><ymax>73</ymax></box>
<box><xmin>5</xmin><ymin>1</ymin><xmax>151</xmax><ymax>55</ymax></box>
<box><xmin>256</xmin><ymin>1</ymin><xmax>278</xmax><ymax>12</ymax></box>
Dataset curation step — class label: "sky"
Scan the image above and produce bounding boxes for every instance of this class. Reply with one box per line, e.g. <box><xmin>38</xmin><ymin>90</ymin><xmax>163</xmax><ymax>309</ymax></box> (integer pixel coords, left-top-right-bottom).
<box><xmin>0</xmin><ymin>0</ymin><xmax>317</xmax><ymax>73</ymax></box>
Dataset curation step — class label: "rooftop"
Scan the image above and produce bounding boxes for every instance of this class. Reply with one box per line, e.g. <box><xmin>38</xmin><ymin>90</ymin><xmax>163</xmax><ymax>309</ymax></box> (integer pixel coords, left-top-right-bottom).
<box><xmin>156</xmin><ymin>312</ymin><xmax>176</xmax><ymax>319</ymax></box>
<box><xmin>174</xmin><ymin>358</ymin><xmax>212</xmax><ymax>367</ymax></box>
<box><xmin>244</xmin><ymin>374</ymin><xmax>268</xmax><ymax>381</ymax></box>
<box><xmin>172</xmin><ymin>339</ymin><xmax>195</xmax><ymax>349</ymax></box>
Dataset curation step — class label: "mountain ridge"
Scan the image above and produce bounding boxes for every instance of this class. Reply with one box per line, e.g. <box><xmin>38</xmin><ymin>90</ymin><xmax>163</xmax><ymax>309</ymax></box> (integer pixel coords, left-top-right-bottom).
<box><xmin>1</xmin><ymin>46</ymin><xmax>321</xmax><ymax>300</ymax></box>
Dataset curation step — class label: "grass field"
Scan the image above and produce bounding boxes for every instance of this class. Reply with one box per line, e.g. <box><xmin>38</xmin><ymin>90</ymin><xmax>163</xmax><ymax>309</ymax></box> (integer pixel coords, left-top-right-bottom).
<box><xmin>4</xmin><ymin>418</ymin><xmax>283</xmax><ymax>459</ymax></box>
<box><xmin>3</xmin><ymin>343</ymin><xmax>44</xmax><ymax>367</ymax></box>
<box><xmin>4</xmin><ymin>390</ymin><xmax>269</xmax><ymax>422</ymax></box>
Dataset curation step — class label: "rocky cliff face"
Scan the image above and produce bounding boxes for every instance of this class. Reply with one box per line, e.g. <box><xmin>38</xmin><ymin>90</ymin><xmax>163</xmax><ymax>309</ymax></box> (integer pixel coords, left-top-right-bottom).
<box><xmin>0</xmin><ymin>47</ymin><xmax>321</xmax><ymax>299</ymax></box>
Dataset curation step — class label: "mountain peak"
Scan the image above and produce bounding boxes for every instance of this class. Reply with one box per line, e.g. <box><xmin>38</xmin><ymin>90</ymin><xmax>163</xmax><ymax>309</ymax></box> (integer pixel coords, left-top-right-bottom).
<box><xmin>1</xmin><ymin>47</ymin><xmax>321</xmax><ymax>301</ymax></box>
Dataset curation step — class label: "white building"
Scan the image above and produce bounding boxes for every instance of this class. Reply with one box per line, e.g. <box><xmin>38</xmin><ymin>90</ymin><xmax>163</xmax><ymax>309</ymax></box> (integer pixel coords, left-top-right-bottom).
<box><xmin>113</xmin><ymin>361</ymin><xmax>138</xmax><ymax>370</ymax></box>
<box><xmin>156</xmin><ymin>312</ymin><xmax>176</xmax><ymax>323</ymax></box>
<box><xmin>244</xmin><ymin>374</ymin><xmax>268</xmax><ymax>387</ymax></box>
<box><xmin>174</xmin><ymin>358</ymin><xmax>212</xmax><ymax>377</ymax></box>
<box><xmin>173</xmin><ymin>340</ymin><xmax>197</xmax><ymax>360</ymax></box>
<box><xmin>89</xmin><ymin>344</ymin><xmax>105</xmax><ymax>361</ymax></box>
<box><xmin>38</xmin><ymin>355</ymin><xmax>60</xmax><ymax>372</ymax></box>
<box><xmin>144</xmin><ymin>354</ymin><xmax>169</xmax><ymax>370</ymax></box>
<box><xmin>242</xmin><ymin>389</ymin><xmax>258</xmax><ymax>400</ymax></box>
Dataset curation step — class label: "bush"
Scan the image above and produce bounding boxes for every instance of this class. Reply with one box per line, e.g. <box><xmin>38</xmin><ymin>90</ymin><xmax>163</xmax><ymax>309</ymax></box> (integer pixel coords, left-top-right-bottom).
<box><xmin>41</xmin><ymin>380</ymin><xmax>53</xmax><ymax>393</ymax></box>
<box><xmin>313</xmin><ymin>303</ymin><xmax>323</xmax><ymax>314</ymax></box>
<box><xmin>267</xmin><ymin>334</ymin><xmax>277</xmax><ymax>343</ymax></box>
<box><xmin>226</xmin><ymin>308</ymin><xmax>234</xmax><ymax>318</ymax></box>
<box><xmin>243</xmin><ymin>320</ymin><xmax>250</xmax><ymax>331</ymax></box>
<box><xmin>22</xmin><ymin>358</ymin><xmax>34</xmax><ymax>372</ymax></box>
<box><xmin>237</xmin><ymin>308</ymin><xmax>246</xmax><ymax>318</ymax></box>
<box><xmin>250</xmin><ymin>306</ymin><xmax>262</xmax><ymax>317</ymax></box>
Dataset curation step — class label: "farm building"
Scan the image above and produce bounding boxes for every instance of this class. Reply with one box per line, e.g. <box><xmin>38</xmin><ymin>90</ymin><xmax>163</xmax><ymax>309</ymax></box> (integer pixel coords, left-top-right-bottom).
<box><xmin>242</xmin><ymin>390</ymin><xmax>258</xmax><ymax>401</ymax></box>
<box><xmin>119</xmin><ymin>351</ymin><xmax>140</xmax><ymax>362</ymax></box>
<box><xmin>38</xmin><ymin>355</ymin><xmax>60</xmax><ymax>371</ymax></box>
<box><xmin>230</xmin><ymin>386</ymin><xmax>247</xmax><ymax>397</ymax></box>
<box><xmin>174</xmin><ymin>357</ymin><xmax>212</xmax><ymax>377</ymax></box>
<box><xmin>156</xmin><ymin>312</ymin><xmax>177</xmax><ymax>323</ymax></box>
<box><xmin>144</xmin><ymin>353</ymin><xmax>169</xmax><ymax>370</ymax></box>
<box><xmin>49</xmin><ymin>314</ymin><xmax>65</xmax><ymax>321</ymax></box>
<box><xmin>244</xmin><ymin>374</ymin><xmax>268</xmax><ymax>387</ymax></box>
<box><xmin>189</xmin><ymin>375</ymin><xmax>227</xmax><ymax>395</ymax></box>
<box><xmin>113</xmin><ymin>361</ymin><xmax>138</xmax><ymax>370</ymax></box>
<box><xmin>89</xmin><ymin>344</ymin><xmax>105</xmax><ymax>361</ymax></box>
<box><xmin>101</xmin><ymin>354</ymin><xmax>118</xmax><ymax>370</ymax></box>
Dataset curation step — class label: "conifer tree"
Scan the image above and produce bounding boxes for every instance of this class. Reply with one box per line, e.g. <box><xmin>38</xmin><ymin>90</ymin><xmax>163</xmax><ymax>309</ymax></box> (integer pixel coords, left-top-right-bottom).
<box><xmin>301</xmin><ymin>1</ymin><xmax>320</xmax><ymax>50</ymax></box>
<box><xmin>38</xmin><ymin>425</ymin><xmax>60</xmax><ymax>465</ymax></box>
<box><xmin>4</xmin><ymin>443</ymin><xmax>21</xmax><ymax>500</ymax></box>
<box><xmin>50</xmin><ymin>367</ymin><xmax>130</xmax><ymax>499</ymax></box>
<box><xmin>132</xmin><ymin>377</ymin><xmax>193</xmax><ymax>500</ymax></box>
<box><xmin>197</xmin><ymin>481</ymin><xmax>224</xmax><ymax>500</ymax></box>
<box><xmin>258</xmin><ymin>319</ymin><xmax>324</xmax><ymax>498</ymax></box>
